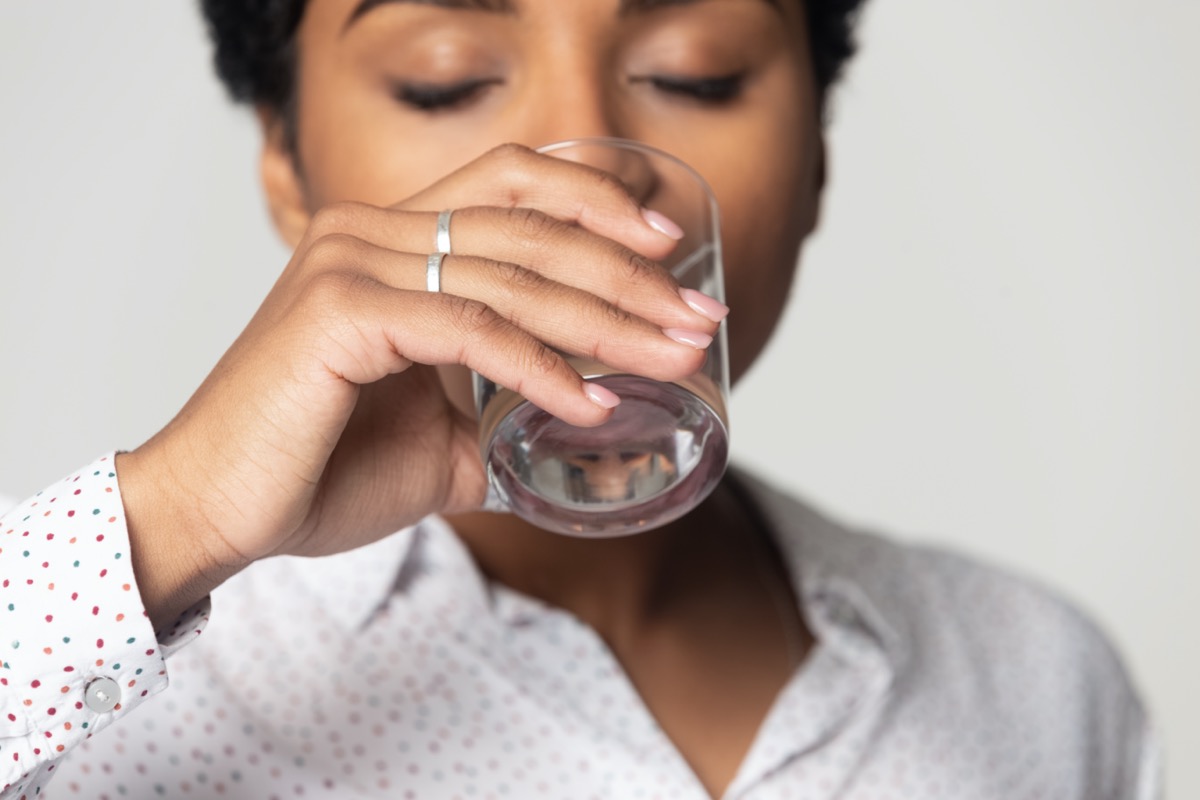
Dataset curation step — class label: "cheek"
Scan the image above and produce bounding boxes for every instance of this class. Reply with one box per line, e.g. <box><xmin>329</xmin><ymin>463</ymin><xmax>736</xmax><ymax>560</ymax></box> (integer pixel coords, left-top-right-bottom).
<box><xmin>678</xmin><ymin>56</ymin><xmax>819</xmax><ymax>382</ymax></box>
<box><xmin>297</xmin><ymin>118</ymin><xmax>478</xmax><ymax>211</ymax></box>
<box><xmin>709</xmin><ymin>134</ymin><xmax>816</xmax><ymax>384</ymax></box>
<box><xmin>722</xmin><ymin>204</ymin><xmax>803</xmax><ymax>385</ymax></box>
<box><xmin>295</xmin><ymin>55</ymin><xmax>497</xmax><ymax>209</ymax></box>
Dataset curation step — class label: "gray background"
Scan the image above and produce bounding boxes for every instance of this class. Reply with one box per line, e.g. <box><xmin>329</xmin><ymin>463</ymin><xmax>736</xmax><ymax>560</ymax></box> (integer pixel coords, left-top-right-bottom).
<box><xmin>1</xmin><ymin>2</ymin><xmax>1196</xmax><ymax>795</ymax></box>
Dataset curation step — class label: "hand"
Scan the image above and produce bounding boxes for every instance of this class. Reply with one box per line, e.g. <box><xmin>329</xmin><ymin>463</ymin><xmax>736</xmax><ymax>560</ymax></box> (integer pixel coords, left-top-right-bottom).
<box><xmin>116</xmin><ymin>144</ymin><xmax>724</xmax><ymax>627</ymax></box>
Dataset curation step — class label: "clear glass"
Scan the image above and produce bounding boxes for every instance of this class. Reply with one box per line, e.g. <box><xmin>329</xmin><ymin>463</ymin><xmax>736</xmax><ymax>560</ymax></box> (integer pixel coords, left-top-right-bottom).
<box><xmin>475</xmin><ymin>138</ymin><xmax>730</xmax><ymax>537</ymax></box>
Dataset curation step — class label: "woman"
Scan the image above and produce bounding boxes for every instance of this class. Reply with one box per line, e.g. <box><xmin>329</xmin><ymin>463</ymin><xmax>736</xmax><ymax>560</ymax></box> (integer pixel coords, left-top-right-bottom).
<box><xmin>1</xmin><ymin>0</ymin><xmax>1157</xmax><ymax>797</ymax></box>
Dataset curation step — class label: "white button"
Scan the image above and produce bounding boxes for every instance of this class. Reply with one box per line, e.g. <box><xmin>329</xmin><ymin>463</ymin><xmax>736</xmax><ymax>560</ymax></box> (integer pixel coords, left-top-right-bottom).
<box><xmin>84</xmin><ymin>677</ymin><xmax>120</xmax><ymax>713</ymax></box>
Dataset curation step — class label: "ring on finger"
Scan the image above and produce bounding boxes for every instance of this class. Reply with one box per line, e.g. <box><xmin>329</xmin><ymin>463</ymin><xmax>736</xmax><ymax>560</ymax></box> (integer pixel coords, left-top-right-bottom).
<box><xmin>427</xmin><ymin>252</ymin><xmax>446</xmax><ymax>293</ymax></box>
<box><xmin>436</xmin><ymin>209</ymin><xmax>454</xmax><ymax>254</ymax></box>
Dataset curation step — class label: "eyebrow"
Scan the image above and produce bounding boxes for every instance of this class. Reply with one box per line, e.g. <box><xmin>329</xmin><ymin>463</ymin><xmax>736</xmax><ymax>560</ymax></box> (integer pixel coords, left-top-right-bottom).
<box><xmin>619</xmin><ymin>0</ymin><xmax>781</xmax><ymax>13</ymax></box>
<box><xmin>344</xmin><ymin>0</ymin><xmax>512</xmax><ymax>30</ymax></box>
<box><xmin>344</xmin><ymin>0</ymin><xmax>782</xmax><ymax>31</ymax></box>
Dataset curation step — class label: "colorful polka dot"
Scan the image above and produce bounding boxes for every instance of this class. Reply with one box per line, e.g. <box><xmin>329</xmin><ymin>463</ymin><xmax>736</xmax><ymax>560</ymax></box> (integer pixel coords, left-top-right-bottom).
<box><xmin>0</xmin><ymin>457</ymin><xmax>1156</xmax><ymax>799</ymax></box>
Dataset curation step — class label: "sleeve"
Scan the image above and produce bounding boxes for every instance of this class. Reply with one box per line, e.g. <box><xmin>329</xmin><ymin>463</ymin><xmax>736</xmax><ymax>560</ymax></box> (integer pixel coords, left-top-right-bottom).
<box><xmin>1135</xmin><ymin>722</ymin><xmax>1164</xmax><ymax>800</ymax></box>
<box><xmin>1</xmin><ymin>454</ymin><xmax>210</xmax><ymax>798</ymax></box>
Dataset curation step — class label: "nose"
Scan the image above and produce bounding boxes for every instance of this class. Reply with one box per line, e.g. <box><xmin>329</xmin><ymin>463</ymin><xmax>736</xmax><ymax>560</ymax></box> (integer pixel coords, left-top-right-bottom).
<box><xmin>521</xmin><ymin>72</ymin><xmax>659</xmax><ymax>204</ymax></box>
<box><xmin>542</xmin><ymin>140</ymin><xmax>660</xmax><ymax>206</ymax></box>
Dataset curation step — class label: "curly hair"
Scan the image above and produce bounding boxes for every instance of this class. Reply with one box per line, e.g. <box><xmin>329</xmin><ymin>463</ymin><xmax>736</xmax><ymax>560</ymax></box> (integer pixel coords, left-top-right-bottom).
<box><xmin>199</xmin><ymin>0</ymin><xmax>867</xmax><ymax>144</ymax></box>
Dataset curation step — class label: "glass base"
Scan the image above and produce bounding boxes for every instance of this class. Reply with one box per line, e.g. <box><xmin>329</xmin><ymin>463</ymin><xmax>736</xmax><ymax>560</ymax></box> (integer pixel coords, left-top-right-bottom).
<box><xmin>482</xmin><ymin>374</ymin><xmax>728</xmax><ymax>537</ymax></box>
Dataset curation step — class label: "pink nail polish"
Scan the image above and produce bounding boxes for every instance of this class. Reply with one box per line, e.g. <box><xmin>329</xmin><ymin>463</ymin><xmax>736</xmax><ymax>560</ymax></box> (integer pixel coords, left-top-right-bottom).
<box><xmin>679</xmin><ymin>288</ymin><xmax>730</xmax><ymax>323</ymax></box>
<box><xmin>641</xmin><ymin>208</ymin><xmax>685</xmax><ymax>240</ymax></box>
<box><xmin>584</xmin><ymin>383</ymin><xmax>621</xmax><ymax>409</ymax></box>
<box><xmin>663</xmin><ymin>328</ymin><xmax>713</xmax><ymax>350</ymax></box>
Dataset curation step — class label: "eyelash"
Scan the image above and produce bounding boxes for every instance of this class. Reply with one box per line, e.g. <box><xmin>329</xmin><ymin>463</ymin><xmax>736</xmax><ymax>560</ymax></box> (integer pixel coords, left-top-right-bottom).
<box><xmin>643</xmin><ymin>73</ymin><xmax>746</xmax><ymax>103</ymax></box>
<box><xmin>392</xmin><ymin>79</ymin><xmax>499</xmax><ymax>111</ymax></box>
<box><xmin>391</xmin><ymin>73</ymin><xmax>746</xmax><ymax>112</ymax></box>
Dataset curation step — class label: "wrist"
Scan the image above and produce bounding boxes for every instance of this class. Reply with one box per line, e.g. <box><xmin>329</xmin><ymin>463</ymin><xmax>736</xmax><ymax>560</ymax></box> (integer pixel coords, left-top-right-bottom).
<box><xmin>115</xmin><ymin>447</ymin><xmax>245</xmax><ymax>632</ymax></box>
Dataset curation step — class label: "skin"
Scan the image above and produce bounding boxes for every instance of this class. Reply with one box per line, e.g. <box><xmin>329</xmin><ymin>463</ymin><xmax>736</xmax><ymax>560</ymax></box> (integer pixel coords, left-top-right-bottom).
<box><xmin>118</xmin><ymin>0</ymin><xmax>826</xmax><ymax>794</ymax></box>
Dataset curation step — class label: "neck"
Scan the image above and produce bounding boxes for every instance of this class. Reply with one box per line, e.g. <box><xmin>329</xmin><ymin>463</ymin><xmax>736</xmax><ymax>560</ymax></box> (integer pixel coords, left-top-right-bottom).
<box><xmin>446</xmin><ymin>478</ymin><xmax>769</xmax><ymax>642</ymax></box>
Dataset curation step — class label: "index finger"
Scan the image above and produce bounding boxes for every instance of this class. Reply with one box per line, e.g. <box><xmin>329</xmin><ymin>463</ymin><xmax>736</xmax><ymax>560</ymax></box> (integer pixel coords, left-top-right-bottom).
<box><xmin>394</xmin><ymin>143</ymin><xmax>685</xmax><ymax>262</ymax></box>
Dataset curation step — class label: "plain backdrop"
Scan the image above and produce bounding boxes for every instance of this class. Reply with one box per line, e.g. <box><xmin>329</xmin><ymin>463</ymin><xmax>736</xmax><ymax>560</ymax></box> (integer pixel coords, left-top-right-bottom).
<box><xmin>1</xmin><ymin>2</ymin><xmax>1196</xmax><ymax>795</ymax></box>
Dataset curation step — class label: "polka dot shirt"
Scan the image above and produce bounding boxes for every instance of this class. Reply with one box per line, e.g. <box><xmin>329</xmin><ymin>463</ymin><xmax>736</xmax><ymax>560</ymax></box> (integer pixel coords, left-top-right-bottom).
<box><xmin>2</xmin><ymin>456</ymin><xmax>1160</xmax><ymax>799</ymax></box>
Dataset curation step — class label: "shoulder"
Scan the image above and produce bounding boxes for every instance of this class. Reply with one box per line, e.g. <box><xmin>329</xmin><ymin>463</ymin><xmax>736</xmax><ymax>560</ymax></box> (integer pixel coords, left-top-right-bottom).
<box><xmin>739</xmin><ymin>467</ymin><xmax>1130</xmax><ymax>678</ymax></box>
<box><xmin>737</xmin><ymin>469</ymin><xmax>1156</xmax><ymax>794</ymax></box>
<box><xmin>886</xmin><ymin>542</ymin><xmax>1155</xmax><ymax>796</ymax></box>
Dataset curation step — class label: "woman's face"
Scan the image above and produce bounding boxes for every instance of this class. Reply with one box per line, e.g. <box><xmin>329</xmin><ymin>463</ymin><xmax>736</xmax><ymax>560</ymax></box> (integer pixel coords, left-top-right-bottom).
<box><xmin>268</xmin><ymin>0</ymin><xmax>824</xmax><ymax>383</ymax></box>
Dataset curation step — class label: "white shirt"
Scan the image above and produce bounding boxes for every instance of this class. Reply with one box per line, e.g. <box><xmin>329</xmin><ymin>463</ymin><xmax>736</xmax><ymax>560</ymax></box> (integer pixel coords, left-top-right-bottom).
<box><xmin>1</xmin><ymin>455</ymin><xmax>1161</xmax><ymax>798</ymax></box>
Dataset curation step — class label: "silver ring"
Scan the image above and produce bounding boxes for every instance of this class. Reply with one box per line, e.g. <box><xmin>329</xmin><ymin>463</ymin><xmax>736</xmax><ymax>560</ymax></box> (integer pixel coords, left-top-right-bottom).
<box><xmin>436</xmin><ymin>209</ymin><xmax>453</xmax><ymax>254</ymax></box>
<box><xmin>426</xmin><ymin>252</ymin><xmax>446</xmax><ymax>292</ymax></box>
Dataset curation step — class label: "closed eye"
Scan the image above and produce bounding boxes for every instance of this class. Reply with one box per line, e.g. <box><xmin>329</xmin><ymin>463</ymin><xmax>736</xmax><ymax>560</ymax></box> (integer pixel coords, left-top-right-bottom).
<box><xmin>640</xmin><ymin>73</ymin><xmax>745</xmax><ymax>103</ymax></box>
<box><xmin>392</xmin><ymin>78</ymin><xmax>502</xmax><ymax>111</ymax></box>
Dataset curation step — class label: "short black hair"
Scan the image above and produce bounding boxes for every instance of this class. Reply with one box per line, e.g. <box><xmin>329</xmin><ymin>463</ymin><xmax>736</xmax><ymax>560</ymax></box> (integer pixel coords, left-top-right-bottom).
<box><xmin>199</xmin><ymin>0</ymin><xmax>867</xmax><ymax>143</ymax></box>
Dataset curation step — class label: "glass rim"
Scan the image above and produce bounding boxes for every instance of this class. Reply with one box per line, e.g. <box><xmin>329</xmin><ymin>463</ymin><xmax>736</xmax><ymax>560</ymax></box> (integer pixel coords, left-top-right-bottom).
<box><xmin>534</xmin><ymin>136</ymin><xmax>720</xmax><ymax>216</ymax></box>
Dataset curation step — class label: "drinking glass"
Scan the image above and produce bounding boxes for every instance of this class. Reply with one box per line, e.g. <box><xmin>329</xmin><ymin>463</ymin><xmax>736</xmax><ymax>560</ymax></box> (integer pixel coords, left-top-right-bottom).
<box><xmin>475</xmin><ymin>138</ymin><xmax>729</xmax><ymax>537</ymax></box>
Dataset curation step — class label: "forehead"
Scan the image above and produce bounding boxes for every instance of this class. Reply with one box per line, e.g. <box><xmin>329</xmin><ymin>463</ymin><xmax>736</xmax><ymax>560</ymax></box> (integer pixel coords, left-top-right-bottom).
<box><xmin>340</xmin><ymin>0</ymin><xmax>787</xmax><ymax>28</ymax></box>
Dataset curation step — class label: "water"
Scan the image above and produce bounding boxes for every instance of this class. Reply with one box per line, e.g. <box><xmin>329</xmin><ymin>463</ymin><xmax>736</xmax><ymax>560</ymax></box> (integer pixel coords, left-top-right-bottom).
<box><xmin>479</xmin><ymin>369</ymin><xmax>728</xmax><ymax>537</ymax></box>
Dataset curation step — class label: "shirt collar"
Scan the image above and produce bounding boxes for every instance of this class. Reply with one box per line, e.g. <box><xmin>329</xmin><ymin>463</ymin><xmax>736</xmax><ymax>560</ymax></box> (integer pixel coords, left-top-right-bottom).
<box><xmin>298</xmin><ymin>512</ymin><xmax>504</xmax><ymax>632</ymax></box>
<box><xmin>729</xmin><ymin>466</ymin><xmax>909</xmax><ymax>669</ymax></box>
<box><xmin>718</xmin><ymin>469</ymin><xmax>907</xmax><ymax>796</ymax></box>
<box><xmin>303</xmin><ymin>467</ymin><xmax>915</xmax><ymax>655</ymax></box>
<box><xmin>295</xmin><ymin>524</ymin><xmax>421</xmax><ymax>631</ymax></box>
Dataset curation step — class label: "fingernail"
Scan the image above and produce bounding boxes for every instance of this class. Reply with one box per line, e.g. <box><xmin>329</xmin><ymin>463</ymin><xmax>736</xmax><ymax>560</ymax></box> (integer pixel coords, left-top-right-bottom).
<box><xmin>584</xmin><ymin>382</ymin><xmax>621</xmax><ymax>409</ymax></box>
<box><xmin>663</xmin><ymin>328</ymin><xmax>713</xmax><ymax>350</ymax></box>
<box><xmin>641</xmin><ymin>208</ymin><xmax>684</xmax><ymax>240</ymax></box>
<box><xmin>679</xmin><ymin>288</ymin><xmax>729</xmax><ymax>323</ymax></box>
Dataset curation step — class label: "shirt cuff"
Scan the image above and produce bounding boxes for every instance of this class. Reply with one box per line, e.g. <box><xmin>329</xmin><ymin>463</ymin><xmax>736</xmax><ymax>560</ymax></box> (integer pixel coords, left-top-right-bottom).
<box><xmin>1</xmin><ymin>453</ymin><xmax>209</xmax><ymax>791</ymax></box>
